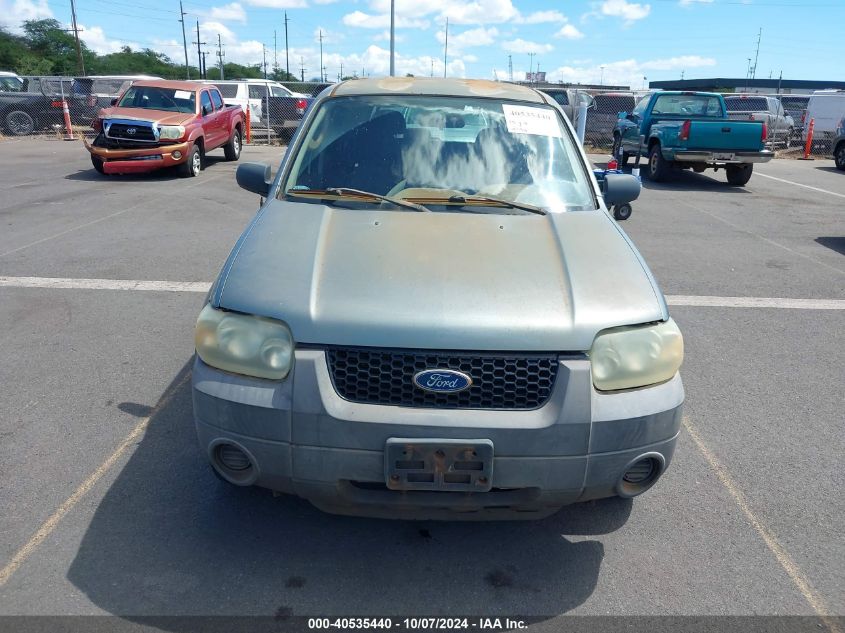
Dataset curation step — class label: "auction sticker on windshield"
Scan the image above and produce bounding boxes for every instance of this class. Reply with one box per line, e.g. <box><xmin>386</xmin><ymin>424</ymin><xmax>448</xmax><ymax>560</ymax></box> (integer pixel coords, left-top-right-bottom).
<box><xmin>174</xmin><ymin>90</ymin><xmax>192</xmax><ymax>99</ymax></box>
<box><xmin>502</xmin><ymin>104</ymin><xmax>562</xmax><ymax>137</ymax></box>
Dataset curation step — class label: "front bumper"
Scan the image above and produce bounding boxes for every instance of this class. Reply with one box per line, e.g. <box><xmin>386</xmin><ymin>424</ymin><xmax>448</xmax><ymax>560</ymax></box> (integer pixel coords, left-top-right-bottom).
<box><xmin>84</xmin><ymin>138</ymin><xmax>190</xmax><ymax>174</ymax></box>
<box><xmin>192</xmin><ymin>351</ymin><xmax>684</xmax><ymax>519</ymax></box>
<box><xmin>670</xmin><ymin>149</ymin><xmax>774</xmax><ymax>164</ymax></box>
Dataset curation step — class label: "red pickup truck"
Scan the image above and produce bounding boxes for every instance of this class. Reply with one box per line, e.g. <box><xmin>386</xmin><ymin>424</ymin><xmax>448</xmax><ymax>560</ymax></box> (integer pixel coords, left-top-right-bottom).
<box><xmin>84</xmin><ymin>80</ymin><xmax>245</xmax><ymax>176</ymax></box>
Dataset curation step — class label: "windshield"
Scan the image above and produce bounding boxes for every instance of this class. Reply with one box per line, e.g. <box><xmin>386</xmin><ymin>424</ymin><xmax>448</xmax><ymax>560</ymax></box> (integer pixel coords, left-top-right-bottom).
<box><xmin>117</xmin><ymin>86</ymin><xmax>196</xmax><ymax>113</ymax></box>
<box><xmin>652</xmin><ymin>94</ymin><xmax>723</xmax><ymax>116</ymax></box>
<box><xmin>282</xmin><ymin>95</ymin><xmax>594</xmax><ymax>213</ymax></box>
<box><xmin>0</xmin><ymin>76</ymin><xmax>24</xmax><ymax>92</ymax></box>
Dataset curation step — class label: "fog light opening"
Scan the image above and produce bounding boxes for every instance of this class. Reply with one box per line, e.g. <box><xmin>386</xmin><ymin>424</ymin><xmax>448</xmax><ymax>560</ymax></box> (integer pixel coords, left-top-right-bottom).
<box><xmin>210</xmin><ymin>440</ymin><xmax>258</xmax><ymax>486</ymax></box>
<box><xmin>617</xmin><ymin>452</ymin><xmax>665</xmax><ymax>498</ymax></box>
<box><xmin>172</xmin><ymin>150</ymin><xmax>182</xmax><ymax>160</ymax></box>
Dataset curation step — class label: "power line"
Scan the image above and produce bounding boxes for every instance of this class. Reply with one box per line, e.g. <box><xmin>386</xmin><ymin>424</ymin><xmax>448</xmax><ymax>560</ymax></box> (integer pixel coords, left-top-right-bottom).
<box><xmin>68</xmin><ymin>0</ymin><xmax>85</xmax><ymax>75</ymax></box>
<box><xmin>178</xmin><ymin>0</ymin><xmax>189</xmax><ymax>79</ymax></box>
<box><xmin>217</xmin><ymin>33</ymin><xmax>225</xmax><ymax>80</ymax></box>
<box><xmin>192</xmin><ymin>20</ymin><xmax>206</xmax><ymax>79</ymax></box>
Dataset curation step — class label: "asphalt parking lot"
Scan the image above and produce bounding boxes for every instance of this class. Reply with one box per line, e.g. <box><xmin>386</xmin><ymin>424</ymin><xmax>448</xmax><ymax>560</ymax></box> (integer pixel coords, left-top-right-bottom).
<box><xmin>0</xmin><ymin>139</ymin><xmax>843</xmax><ymax>629</ymax></box>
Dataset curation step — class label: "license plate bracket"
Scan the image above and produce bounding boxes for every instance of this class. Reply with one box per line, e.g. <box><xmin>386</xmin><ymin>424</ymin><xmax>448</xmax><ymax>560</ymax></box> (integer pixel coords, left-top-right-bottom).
<box><xmin>714</xmin><ymin>152</ymin><xmax>735</xmax><ymax>161</ymax></box>
<box><xmin>385</xmin><ymin>438</ymin><xmax>494</xmax><ymax>492</ymax></box>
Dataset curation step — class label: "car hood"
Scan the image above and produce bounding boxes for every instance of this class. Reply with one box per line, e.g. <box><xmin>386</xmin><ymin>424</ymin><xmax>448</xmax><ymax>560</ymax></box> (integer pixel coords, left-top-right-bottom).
<box><xmin>215</xmin><ymin>201</ymin><xmax>666</xmax><ymax>351</ymax></box>
<box><xmin>98</xmin><ymin>107</ymin><xmax>195</xmax><ymax>126</ymax></box>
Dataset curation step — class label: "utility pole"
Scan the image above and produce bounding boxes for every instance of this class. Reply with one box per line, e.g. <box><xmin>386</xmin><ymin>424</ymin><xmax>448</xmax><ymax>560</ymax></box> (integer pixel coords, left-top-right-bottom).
<box><xmin>201</xmin><ymin>51</ymin><xmax>209</xmax><ymax>79</ymax></box>
<box><xmin>389</xmin><ymin>0</ymin><xmax>395</xmax><ymax>76</ymax></box>
<box><xmin>340</xmin><ymin>62</ymin><xmax>343</xmax><ymax>80</ymax></box>
<box><xmin>430</xmin><ymin>58</ymin><xmax>434</xmax><ymax>77</ymax></box>
<box><xmin>319</xmin><ymin>30</ymin><xmax>324</xmax><ymax>82</ymax></box>
<box><xmin>599</xmin><ymin>64</ymin><xmax>605</xmax><ymax>86</ymax></box>
<box><xmin>273</xmin><ymin>30</ymin><xmax>278</xmax><ymax>75</ymax></box>
<box><xmin>776</xmin><ymin>70</ymin><xmax>782</xmax><ymax>94</ymax></box>
<box><xmin>217</xmin><ymin>33</ymin><xmax>224</xmax><ymax>80</ymax></box>
<box><xmin>752</xmin><ymin>27</ymin><xmax>762</xmax><ymax>79</ymax></box>
<box><xmin>284</xmin><ymin>12</ymin><xmax>290</xmax><ymax>79</ymax></box>
<box><xmin>508</xmin><ymin>55</ymin><xmax>513</xmax><ymax>82</ymax></box>
<box><xmin>262</xmin><ymin>46</ymin><xmax>268</xmax><ymax>79</ymax></box>
<box><xmin>528</xmin><ymin>53</ymin><xmax>535</xmax><ymax>83</ymax></box>
<box><xmin>300</xmin><ymin>56</ymin><xmax>305</xmax><ymax>82</ymax></box>
<box><xmin>179</xmin><ymin>0</ymin><xmax>190</xmax><ymax>79</ymax></box>
<box><xmin>68</xmin><ymin>0</ymin><xmax>85</xmax><ymax>75</ymax></box>
<box><xmin>443</xmin><ymin>18</ymin><xmax>448</xmax><ymax>78</ymax></box>
<box><xmin>193</xmin><ymin>21</ymin><xmax>205</xmax><ymax>81</ymax></box>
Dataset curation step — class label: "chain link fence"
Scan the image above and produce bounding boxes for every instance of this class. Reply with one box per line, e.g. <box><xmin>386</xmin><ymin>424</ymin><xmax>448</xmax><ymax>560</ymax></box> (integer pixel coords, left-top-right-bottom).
<box><xmin>0</xmin><ymin>76</ymin><xmax>837</xmax><ymax>159</ymax></box>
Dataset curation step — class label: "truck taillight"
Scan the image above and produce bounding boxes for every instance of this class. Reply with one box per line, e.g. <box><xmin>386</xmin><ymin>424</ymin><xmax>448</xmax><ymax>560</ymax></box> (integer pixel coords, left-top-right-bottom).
<box><xmin>679</xmin><ymin>119</ymin><xmax>691</xmax><ymax>141</ymax></box>
<box><xmin>295</xmin><ymin>98</ymin><xmax>307</xmax><ymax>112</ymax></box>
<box><xmin>761</xmin><ymin>121</ymin><xmax>768</xmax><ymax>141</ymax></box>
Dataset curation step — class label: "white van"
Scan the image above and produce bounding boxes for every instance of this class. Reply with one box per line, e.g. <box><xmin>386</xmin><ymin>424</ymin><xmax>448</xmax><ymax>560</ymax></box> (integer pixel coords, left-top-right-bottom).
<box><xmin>202</xmin><ymin>79</ymin><xmax>306</xmax><ymax>125</ymax></box>
<box><xmin>802</xmin><ymin>90</ymin><xmax>845</xmax><ymax>146</ymax></box>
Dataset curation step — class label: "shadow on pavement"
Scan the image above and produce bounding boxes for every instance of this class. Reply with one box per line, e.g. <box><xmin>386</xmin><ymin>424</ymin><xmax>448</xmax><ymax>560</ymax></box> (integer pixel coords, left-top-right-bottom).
<box><xmin>815</xmin><ymin>236</ymin><xmax>845</xmax><ymax>256</ymax></box>
<box><xmin>68</xmin><ymin>364</ymin><xmax>631</xmax><ymax>622</ymax></box>
<box><xmin>639</xmin><ymin>170</ymin><xmax>751</xmax><ymax>193</ymax></box>
<box><xmin>64</xmin><ymin>157</ymin><xmax>230</xmax><ymax>182</ymax></box>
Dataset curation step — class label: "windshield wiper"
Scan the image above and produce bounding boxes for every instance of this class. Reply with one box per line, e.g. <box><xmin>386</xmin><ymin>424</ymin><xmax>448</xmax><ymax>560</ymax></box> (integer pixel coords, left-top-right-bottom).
<box><xmin>445</xmin><ymin>193</ymin><xmax>547</xmax><ymax>215</ymax></box>
<box><xmin>288</xmin><ymin>187</ymin><xmax>430</xmax><ymax>212</ymax></box>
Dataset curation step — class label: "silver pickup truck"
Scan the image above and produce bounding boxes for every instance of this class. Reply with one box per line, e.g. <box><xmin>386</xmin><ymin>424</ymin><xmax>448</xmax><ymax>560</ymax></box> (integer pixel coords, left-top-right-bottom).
<box><xmin>724</xmin><ymin>95</ymin><xmax>797</xmax><ymax>148</ymax></box>
<box><xmin>192</xmin><ymin>77</ymin><xmax>683</xmax><ymax>520</ymax></box>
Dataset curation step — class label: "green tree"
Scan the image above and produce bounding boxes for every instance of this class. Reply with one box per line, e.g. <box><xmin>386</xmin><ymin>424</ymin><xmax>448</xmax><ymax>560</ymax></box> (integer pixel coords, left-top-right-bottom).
<box><xmin>21</xmin><ymin>19</ymin><xmax>89</xmax><ymax>75</ymax></box>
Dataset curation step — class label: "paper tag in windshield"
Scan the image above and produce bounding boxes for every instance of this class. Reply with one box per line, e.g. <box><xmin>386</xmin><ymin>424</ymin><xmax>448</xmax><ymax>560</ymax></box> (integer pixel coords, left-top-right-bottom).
<box><xmin>173</xmin><ymin>90</ymin><xmax>191</xmax><ymax>99</ymax></box>
<box><xmin>502</xmin><ymin>105</ymin><xmax>562</xmax><ymax>137</ymax></box>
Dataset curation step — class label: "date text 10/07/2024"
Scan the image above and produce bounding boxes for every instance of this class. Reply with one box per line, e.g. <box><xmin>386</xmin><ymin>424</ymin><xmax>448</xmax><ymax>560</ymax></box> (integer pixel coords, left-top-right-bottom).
<box><xmin>307</xmin><ymin>618</ymin><xmax>529</xmax><ymax>630</ymax></box>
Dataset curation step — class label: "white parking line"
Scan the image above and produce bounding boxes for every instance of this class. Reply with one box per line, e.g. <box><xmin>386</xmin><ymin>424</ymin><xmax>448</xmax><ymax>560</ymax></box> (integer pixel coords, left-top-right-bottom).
<box><xmin>755</xmin><ymin>172</ymin><xmax>845</xmax><ymax>199</ymax></box>
<box><xmin>1</xmin><ymin>276</ymin><xmax>843</xmax><ymax>310</ymax></box>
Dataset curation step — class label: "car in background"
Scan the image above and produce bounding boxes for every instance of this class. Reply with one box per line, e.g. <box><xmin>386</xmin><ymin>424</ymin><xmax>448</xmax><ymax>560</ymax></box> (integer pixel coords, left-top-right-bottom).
<box><xmin>585</xmin><ymin>92</ymin><xmax>637</xmax><ymax>147</ymax></box>
<box><xmin>203</xmin><ymin>79</ymin><xmax>311</xmax><ymax>137</ymax></box>
<box><xmin>723</xmin><ymin>95</ymin><xmax>796</xmax><ymax>148</ymax></box>
<box><xmin>84</xmin><ymin>80</ymin><xmax>244</xmax><ymax>176</ymax></box>
<box><xmin>70</xmin><ymin>75</ymin><xmax>162</xmax><ymax>125</ymax></box>
<box><xmin>833</xmin><ymin>117</ymin><xmax>845</xmax><ymax>171</ymax></box>
<box><xmin>20</xmin><ymin>75</ymin><xmax>74</xmax><ymax>98</ymax></box>
<box><xmin>0</xmin><ymin>74</ymin><xmax>75</xmax><ymax>135</ymax></box>
<box><xmin>540</xmin><ymin>87</ymin><xmax>594</xmax><ymax>122</ymax></box>
<box><xmin>614</xmin><ymin>91</ymin><xmax>772</xmax><ymax>185</ymax></box>
<box><xmin>0</xmin><ymin>71</ymin><xmax>24</xmax><ymax>92</ymax></box>
<box><xmin>802</xmin><ymin>90</ymin><xmax>845</xmax><ymax>150</ymax></box>
<box><xmin>191</xmin><ymin>77</ymin><xmax>680</xmax><ymax>521</ymax></box>
<box><xmin>773</xmin><ymin>94</ymin><xmax>810</xmax><ymax>132</ymax></box>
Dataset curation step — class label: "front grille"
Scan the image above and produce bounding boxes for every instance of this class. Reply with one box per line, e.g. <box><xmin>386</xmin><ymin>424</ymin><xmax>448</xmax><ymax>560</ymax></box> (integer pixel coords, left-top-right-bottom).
<box><xmin>327</xmin><ymin>348</ymin><xmax>558</xmax><ymax>410</ymax></box>
<box><xmin>106</xmin><ymin>122</ymin><xmax>156</xmax><ymax>142</ymax></box>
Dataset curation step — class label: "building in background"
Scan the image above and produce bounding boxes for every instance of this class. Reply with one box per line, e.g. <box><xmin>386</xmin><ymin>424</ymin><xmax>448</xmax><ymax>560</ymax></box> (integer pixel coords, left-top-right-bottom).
<box><xmin>649</xmin><ymin>78</ymin><xmax>845</xmax><ymax>95</ymax></box>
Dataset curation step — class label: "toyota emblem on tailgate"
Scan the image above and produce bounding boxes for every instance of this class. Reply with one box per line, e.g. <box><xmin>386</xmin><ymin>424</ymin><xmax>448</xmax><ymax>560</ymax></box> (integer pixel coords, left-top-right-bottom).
<box><xmin>413</xmin><ymin>369</ymin><xmax>473</xmax><ymax>393</ymax></box>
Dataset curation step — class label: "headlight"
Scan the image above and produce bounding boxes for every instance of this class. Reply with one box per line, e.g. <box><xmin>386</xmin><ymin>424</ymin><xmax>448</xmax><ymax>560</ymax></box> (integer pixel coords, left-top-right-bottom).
<box><xmin>158</xmin><ymin>125</ymin><xmax>185</xmax><ymax>140</ymax></box>
<box><xmin>195</xmin><ymin>304</ymin><xmax>293</xmax><ymax>380</ymax></box>
<box><xmin>588</xmin><ymin>318</ymin><xmax>683</xmax><ymax>391</ymax></box>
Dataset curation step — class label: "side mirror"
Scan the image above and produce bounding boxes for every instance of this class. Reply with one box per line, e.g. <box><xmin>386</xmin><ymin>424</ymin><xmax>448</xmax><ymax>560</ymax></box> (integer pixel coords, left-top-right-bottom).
<box><xmin>236</xmin><ymin>162</ymin><xmax>273</xmax><ymax>197</ymax></box>
<box><xmin>603</xmin><ymin>173</ymin><xmax>641</xmax><ymax>206</ymax></box>
<box><xmin>110</xmin><ymin>98</ymin><xmax>118</xmax><ymax>106</ymax></box>
<box><xmin>617</xmin><ymin>111</ymin><xmax>628</xmax><ymax>120</ymax></box>
<box><xmin>202</xmin><ymin>104</ymin><xmax>211</xmax><ymax>116</ymax></box>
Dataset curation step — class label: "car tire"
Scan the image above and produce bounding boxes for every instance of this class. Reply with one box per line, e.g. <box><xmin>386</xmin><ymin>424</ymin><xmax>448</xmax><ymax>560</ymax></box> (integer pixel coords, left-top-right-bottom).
<box><xmin>223</xmin><ymin>128</ymin><xmax>242</xmax><ymax>161</ymax></box>
<box><xmin>613</xmin><ymin>203</ymin><xmax>632</xmax><ymax>221</ymax></box>
<box><xmin>90</xmin><ymin>155</ymin><xmax>106</xmax><ymax>175</ymax></box>
<box><xmin>834</xmin><ymin>143</ymin><xmax>845</xmax><ymax>171</ymax></box>
<box><xmin>726</xmin><ymin>164</ymin><xmax>753</xmax><ymax>186</ymax></box>
<box><xmin>611</xmin><ymin>134</ymin><xmax>629</xmax><ymax>166</ymax></box>
<box><xmin>181</xmin><ymin>144</ymin><xmax>202</xmax><ymax>177</ymax></box>
<box><xmin>647</xmin><ymin>144</ymin><xmax>670</xmax><ymax>182</ymax></box>
<box><xmin>5</xmin><ymin>110</ymin><xmax>35</xmax><ymax>136</ymax></box>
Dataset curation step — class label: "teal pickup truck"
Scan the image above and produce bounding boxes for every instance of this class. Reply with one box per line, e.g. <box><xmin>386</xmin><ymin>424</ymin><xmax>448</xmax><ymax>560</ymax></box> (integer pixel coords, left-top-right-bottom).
<box><xmin>613</xmin><ymin>91</ymin><xmax>773</xmax><ymax>186</ymax></box>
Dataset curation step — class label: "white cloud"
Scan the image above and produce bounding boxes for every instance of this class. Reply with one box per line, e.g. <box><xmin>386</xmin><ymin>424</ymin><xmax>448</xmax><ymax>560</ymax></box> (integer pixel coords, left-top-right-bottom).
<box><xmin>502</xmin><ymin>39</ymin><xmax>553</xmax><ymax>55</ymax></box>
<box><xmin>679</xmin><ymin>0</ymin><xmax>714</xmax><ymax>4</ymax></box>
<box><xmin>373</xmin><ymin>30</ymin><xmax>406</xmax><ymax>43</ymax></box>
<box><xmin>517</xmin><ymin>10</ymin><xmax>567</xmax><ymax>24</ymax></box>
<box><xmin>342</xmin><ymin>10</ymin><xmax>429</xmax><ymax>29</ymax></box>
<box><xmin>545</xmin><ymin>55</ymin><xmax>716</xmax><ymax>88</ymax></box>
<box><xmin>556</xmin><ymin>24</ymin><xmax>585</xmax><ymax>39</ymax></box>
<box><xmin>78</xmin><ymin>24</ymin><xmax>140</xmax><ymax>55</ymax></box>
<box><xmin>463</xmin><ymin>54</ymin><xmax>478</xmax><ymax>63</ymax></box>
<box><xmin>208</xmin><ymin>3</ymin><xmax>247</xmax><ymax>23</ymax></box>
<box><xmin>313</xmin><ymin>26</ymin><xmax>344</xmax><ymax>44</ymax></box>
<box><xmin>199</xmin><ymin>21</ymin><xmax>237</xmax><ymax>45</ymax></box>
<box><xmin>435</xmin><ymin>26</ymin><xmax>498</xmax><ymax>52</ymax></box>
<box><xmin>314</xmin><ymin>0</ymin><xmax>339</xmax><ymax>3</ymax></box>
<box><xmin>241</xmin><ymin>0</ymin><xmax>306</xmax><ymax>8</ymax></box>
<box><xmin>0</xmin><ymin>0</ymin><xmax>53</xmax><ymax>30</ymax></box>
<box><xmin>593</xmin><ymin>0</ymin><xmax>651</xmax><ymax>23</ymax></box>
<box><xmin>443</xmin><ymin>0</ymin><xmax>519</xmax><ymax>24</ymax></box>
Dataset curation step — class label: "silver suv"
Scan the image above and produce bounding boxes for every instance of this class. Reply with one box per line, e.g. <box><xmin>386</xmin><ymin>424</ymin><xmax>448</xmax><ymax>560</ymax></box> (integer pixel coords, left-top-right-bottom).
<box><xmin>192</xmin><ymin>78</ymin><xmax>683</xmax><ymax>520</ymax></box>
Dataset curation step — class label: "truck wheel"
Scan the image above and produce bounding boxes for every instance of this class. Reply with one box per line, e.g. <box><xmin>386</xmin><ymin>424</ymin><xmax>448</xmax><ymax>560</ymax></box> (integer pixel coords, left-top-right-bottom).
<box><xmin>90</xmin><ymin>155</ymin><xmax>106</xmax><ymax>175</ymax></box>
<box><xmin>223</xmin><ymin>128</ymin><xmax>242</xmax><ymax>161</ymax></box>
<box><xmin>647</xmin><ymin>144</ymin><xmax>670</xmax><ymax>182</ymax></box>
<box><xmin>834</xmin><ymin>143</ymin><xmax>845</xmax><ymax>171</ymax></box>
<box><xmin>5</xmin><ymin>110</ymin><xmax>35</xmax><ymax>136</ymax></box>
<box><xmin>726</xmin><ymin>164</ymin><xmax>753</xmax><ymax>186</ymax></box>
<box><xmin>613</xmin><ymin>203</ymin><xmax>632</xmax><ymax>221</ymax></box>
<box><xmin>181</xmin><ymin>144</ymin><xmax>202</xmax><ymax>178</ymax></box>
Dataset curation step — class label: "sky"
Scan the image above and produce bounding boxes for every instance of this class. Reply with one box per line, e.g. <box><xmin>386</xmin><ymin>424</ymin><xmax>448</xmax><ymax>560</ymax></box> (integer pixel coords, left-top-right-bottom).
<box><xmin>1</xmin><ymin>0</ymin><xmax>843</xmax><ymax>88</ymax></box>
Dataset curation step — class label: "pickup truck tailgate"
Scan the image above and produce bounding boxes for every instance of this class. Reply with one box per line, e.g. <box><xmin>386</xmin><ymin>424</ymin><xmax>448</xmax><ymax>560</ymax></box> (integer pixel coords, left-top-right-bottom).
<box><xmin>687</xmin><ymin>119</ymin><xmax>764</xmax><ymax>151</ymax></box>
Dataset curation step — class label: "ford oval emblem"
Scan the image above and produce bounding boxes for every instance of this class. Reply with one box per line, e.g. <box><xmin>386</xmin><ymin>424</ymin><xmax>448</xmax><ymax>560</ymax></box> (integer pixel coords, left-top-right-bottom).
<box><xmin>413</xmin><ymin>369</ymin><xmax>473</xmax><ymax>393</ymax></box>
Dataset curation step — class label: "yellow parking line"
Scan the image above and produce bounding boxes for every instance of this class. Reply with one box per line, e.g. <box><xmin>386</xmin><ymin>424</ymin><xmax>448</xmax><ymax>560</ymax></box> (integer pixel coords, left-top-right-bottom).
<box><xmin>0</xmin><ymin>371</ymin><xmax>191</xmax><ymax>588</ymax></box>
<box><xmin>683</xmin><ymin>416</ymin><xmax>841</xmax><ymax>632</ymax></box>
